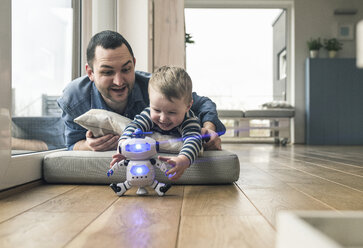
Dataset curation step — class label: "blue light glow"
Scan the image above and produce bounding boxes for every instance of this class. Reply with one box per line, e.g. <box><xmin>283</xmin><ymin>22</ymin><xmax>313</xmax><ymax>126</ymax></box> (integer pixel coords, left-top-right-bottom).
<box><xmin>130</xmin><ymin>165</ymin><xmax>149</xmax><ymax>176</ymax></box>
<box><xmin>125</xmin><ymin>143</ymin><xmax>151</xmax><ymax>153</ymax></box>
<box><xmin>166</xmin><ymin>171</ymin><xmax>177</xmax><ymax>178</ymax></box>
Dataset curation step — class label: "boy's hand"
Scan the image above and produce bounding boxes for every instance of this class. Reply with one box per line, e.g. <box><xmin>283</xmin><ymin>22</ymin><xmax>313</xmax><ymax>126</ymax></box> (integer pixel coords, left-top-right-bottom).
<box><xmin>158</xmin><ymin>155</ymin><xmax>190</xmax><ymax>181</ymax></box>
<box><xmin>110</xmin><ymin>153</ymin><xmax>126</xmax><ymax>168</ymax></box>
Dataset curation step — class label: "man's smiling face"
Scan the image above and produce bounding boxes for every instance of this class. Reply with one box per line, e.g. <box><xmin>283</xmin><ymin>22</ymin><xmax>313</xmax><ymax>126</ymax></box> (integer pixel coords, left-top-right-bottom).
<box><xmin>86</xmin><ymin>44</ymin><xmax>136</xmax><ymax>106</ymax></box>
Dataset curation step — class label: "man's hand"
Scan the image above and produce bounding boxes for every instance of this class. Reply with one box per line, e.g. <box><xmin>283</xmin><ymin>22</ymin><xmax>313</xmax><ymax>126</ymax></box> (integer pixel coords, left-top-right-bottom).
<box><xmin>74</xmin><ymin>130</ymin><xmax>119</xmax><ymax>151</ymax></box>
<box><xmin>201</xmin><ymin>121</ymin><xmax>222</xmax><ymax>150</ymax></box>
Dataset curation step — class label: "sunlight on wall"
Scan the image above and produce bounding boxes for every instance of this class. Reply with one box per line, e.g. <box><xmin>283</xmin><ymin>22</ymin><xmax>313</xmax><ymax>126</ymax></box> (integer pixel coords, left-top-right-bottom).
<box><xmin>185</xmin><ymin>8</ymin><xmax>282</xmax><ymax>110</ymax></box>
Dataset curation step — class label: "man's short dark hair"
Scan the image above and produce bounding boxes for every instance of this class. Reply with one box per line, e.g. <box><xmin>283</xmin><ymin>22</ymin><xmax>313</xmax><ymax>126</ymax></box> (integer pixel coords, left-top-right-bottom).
<box><xmin>86</xmin><ymin>30</ymin><xmax>134</xmax><ymax>69</ymax></box>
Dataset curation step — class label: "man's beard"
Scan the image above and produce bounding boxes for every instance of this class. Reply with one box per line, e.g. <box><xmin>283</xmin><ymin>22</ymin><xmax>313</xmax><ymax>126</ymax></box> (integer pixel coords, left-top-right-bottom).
<box><xmin>105</xmin><ymin>84</ymin><xmax>131</xmax><ymax>103</ymax></box>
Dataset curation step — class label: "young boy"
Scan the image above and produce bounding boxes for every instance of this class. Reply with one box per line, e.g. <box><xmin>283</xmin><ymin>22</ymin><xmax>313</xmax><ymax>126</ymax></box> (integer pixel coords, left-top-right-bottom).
<box><xmin>110</xmin><ymin>66</ymin><xmax>203</xmax><ymax>181</ymax></box>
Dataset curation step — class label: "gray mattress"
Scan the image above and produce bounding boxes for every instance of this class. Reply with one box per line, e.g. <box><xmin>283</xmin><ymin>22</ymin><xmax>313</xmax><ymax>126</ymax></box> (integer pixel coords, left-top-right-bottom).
<box><xmin>43</xmin><ymin>150</ymin><xmax>240</xmax><ymax>185</ymax></box>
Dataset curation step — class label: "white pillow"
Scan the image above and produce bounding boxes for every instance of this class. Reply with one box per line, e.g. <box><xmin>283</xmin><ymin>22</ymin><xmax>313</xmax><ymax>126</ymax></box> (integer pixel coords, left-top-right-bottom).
<box><xmin>74</xmin><ymin>109</ymin><xmax>184</xmax><ymax>153</ymax></box>
<box><xmin>74</xmin><ymin>109</ymin><xmax>131</xmax><ymax>137</ymax></box>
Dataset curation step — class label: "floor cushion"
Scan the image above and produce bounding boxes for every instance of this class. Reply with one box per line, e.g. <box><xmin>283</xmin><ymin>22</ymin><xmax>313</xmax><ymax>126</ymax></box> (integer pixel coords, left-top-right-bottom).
<box><xmin>43</xmin><ymin>150</ymin><xmax>240</xmax><ymax>185</ymax></box>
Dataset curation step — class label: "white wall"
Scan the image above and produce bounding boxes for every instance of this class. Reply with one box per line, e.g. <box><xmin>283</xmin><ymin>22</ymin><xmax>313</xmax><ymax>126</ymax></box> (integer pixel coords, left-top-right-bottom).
<box><xmin>92</xmin><ymin>0</ymin><xmax>116</xmax><ymax>34</ymax></box>
<box><xmin>87</xmin><ymin>0</ymin><xmax>150</xmax><ymax>73</ymax></box>
<box><xmin>294</xmin><ymin>0</ymin><xmax>363</xmax><ymax>143</ymax></box>
<box><xmin>117</xmin><ymin>0</ymin><xmax>150</xmax><ymax>72</ymax></box>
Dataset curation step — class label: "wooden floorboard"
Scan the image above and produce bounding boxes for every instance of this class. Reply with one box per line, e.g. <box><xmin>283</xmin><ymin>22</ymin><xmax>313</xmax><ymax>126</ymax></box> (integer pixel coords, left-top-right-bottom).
<box><xmin>178</xmin><ymin>185</ymin><xmax>275</xmax><ymax>248</ymax></box>
<box><xmin>273</xmin><ymin>155</ymin><xmax>363</xmax><ymax>192</ymax></box>
<box><xmin>178</xmin><ymin>215</ymin><xmax>275</xmax><ymax>248</ymax></box>
<box><xmin>278</xmin><ymin>152</ymin><xmax>363</xmax><ymax>177</ymax></box>
<box><xmin>181</xmin><ymin>185</ymin><xmax>260</xmax><ymax>216</ymax></box>
<box><xmin>281</xmin><ymin>146</ymin><xmax>363</xmax><ymax>165</ymax></box>
<box><xmin>281</xmin><ymin>146</ymin><xmax>363</xmax><ymax>167</ymax></box>
<box><xmin>0</xmin><ymin>185</ymin><xmax>117</xmax><ymax>248</ymax></box>
<box><xmin>0</xmin><ymin>184</ymin><xmax>76</xmax><ymax>223</ymax></box>
<box><xmin>224</xmin><ymin>144</ymin><xmax>343</xmax><ymax>226</ymax></box>
<box><xmin>65</xmin><ymin>186</ymin><xmax>184</xmax><ymax>248</ymax></box>
<box><xmin>0</xmin><ymin>180</ymin><xmax>43</xmax><ymax>200</ymax></box>
<box><xmin>254</xmin><ymin>159</ymin><xmax>363</xmax><ymax>210</ymax></box>
<box><xmin>0</xmin><ymin>144</ymin><xmax>363</xmax><ymax>248</ymax></box>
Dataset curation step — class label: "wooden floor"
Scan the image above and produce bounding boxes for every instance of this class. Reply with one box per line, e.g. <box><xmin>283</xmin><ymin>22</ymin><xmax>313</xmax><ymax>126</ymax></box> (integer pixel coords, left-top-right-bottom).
<box><xmin>1</xmin><ymin>144</ymin><xmax>363</xmax><ymax>248</ymax></box>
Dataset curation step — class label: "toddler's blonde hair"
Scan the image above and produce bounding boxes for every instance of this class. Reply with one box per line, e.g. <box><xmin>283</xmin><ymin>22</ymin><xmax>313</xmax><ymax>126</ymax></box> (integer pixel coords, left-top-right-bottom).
<box><xmin>149</xmin><ymin>66</ymin><xmax>193</xmax><ymax>104</ymax></box>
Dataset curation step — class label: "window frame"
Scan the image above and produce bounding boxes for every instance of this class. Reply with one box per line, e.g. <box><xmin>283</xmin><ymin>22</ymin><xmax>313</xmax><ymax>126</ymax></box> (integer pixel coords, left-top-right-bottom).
<box><xmin>0</xmin><ymin>0</ymin><xmax>82</xmax><ymax>191</ymax></box>
<box><xmin>0</xmin><ymin>0</ymin><xmax>13</xmax><ymax>191</ymax></box>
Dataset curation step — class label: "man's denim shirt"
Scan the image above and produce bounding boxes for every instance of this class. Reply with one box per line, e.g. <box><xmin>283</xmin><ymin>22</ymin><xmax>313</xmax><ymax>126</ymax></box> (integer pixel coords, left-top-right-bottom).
<box><xmin>57</xmin><ymin>71</ymin><xmax>225</xmax><ymax>150</ymax></box>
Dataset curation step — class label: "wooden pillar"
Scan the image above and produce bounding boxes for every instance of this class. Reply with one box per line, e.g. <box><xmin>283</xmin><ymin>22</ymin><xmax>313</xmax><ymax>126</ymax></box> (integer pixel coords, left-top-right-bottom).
<box><xmin>153</xmin><ymin>0</ymin><xmax>185</xmax><ymax>71</ymax></box>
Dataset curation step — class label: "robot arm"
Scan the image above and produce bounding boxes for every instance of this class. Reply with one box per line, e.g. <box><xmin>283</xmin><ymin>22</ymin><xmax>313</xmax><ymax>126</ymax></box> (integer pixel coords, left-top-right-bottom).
<box><xmin>150</xmin><ymin>158</ymin><xmax>173</xmax><ymax>174</ymax></box>
<box><xmin>107</xmin><ymin>159</ymin><xmax>129</xmax><ymax>177</ymax></box>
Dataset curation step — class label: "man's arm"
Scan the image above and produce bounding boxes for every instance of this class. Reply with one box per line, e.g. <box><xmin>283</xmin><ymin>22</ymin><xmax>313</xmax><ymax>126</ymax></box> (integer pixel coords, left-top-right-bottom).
<box><xmin>57</xmin><ymin>76</ymin><xmax>120</xmax><ymax>151</ymax></box>
<box><xmin>201</xmin><ymin>121</ymin><xmax>222</xmax><ymax>150</ymax></box>
<box><xmin>59</xmin><ymin>103</ymin><xmax>119</xmax><ymax>151</ymax></box>
<box><xmin>191</xmin><ymin>92</ymin><xmax>226</xmax><ymax>135</ymax></box>
<box><xmin>191</xmin><ymin>93</ymin><xmax>225</xmax><ymax>150</ymax></box>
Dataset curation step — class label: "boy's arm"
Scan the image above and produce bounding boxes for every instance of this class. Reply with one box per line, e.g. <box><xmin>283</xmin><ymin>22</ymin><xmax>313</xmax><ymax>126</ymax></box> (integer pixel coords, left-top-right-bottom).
<box><xmin>157</xmin><ymin>116</ymin><xmax>202</xmax><ymax>181</ymax></box>
<box><xmin>179</xmin><ymin>116</ymin><xmax>203</xmax><ymax>164</ymax></box>
<box><xmin>121</xmin><ymin>108</ymin><xmax>154</xmax><ymax>140</ymax></box>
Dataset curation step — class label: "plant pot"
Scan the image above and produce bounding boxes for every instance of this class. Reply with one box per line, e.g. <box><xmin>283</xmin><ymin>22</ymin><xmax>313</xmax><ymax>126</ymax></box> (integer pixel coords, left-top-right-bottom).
<box><xmin>309</xmin><ymin>50</ymin><xmax>319</xmax><ymax>58</ymax></box>
<box><xmin>328</xmin><ymin>50</ymin><xmax>337</xmax><ymax>58</ymax></box>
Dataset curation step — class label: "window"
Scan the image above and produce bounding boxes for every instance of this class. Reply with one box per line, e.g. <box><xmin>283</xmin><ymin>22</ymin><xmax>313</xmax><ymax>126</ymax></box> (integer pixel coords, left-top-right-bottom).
<box><xmin>11</xmin><ymin>0</ymin><xmax>76</xmax><ymax>155</ymax></box>
<box><xmin>185</xmin><ymin>8</ymin><xmax>283</xmax><ymax>110</ymax></box>
<box><xmin>278</xmin><ymin>48</ymin><xmax>287</xmax><ymax>80</ymax></box>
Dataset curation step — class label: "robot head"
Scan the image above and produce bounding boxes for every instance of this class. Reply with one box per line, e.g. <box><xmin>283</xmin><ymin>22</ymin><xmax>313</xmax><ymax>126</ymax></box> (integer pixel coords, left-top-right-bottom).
<box><xmin>118</xmin><ymin>129</ymin><xmax>159</xmax><ymax>160</ymax></box>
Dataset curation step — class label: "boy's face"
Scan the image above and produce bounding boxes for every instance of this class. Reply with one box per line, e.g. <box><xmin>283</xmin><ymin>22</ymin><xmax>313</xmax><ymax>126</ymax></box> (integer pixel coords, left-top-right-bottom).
<box><xmin>149</xmin><ymin>86</ymin><xmax>192</xmax><ymax>131</ymax></box>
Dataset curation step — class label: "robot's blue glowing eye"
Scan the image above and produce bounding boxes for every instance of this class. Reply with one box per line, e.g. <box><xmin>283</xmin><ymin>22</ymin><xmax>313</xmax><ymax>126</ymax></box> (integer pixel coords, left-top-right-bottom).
<box><xmin>130</xmin><ymin>165</ymin><xmax>149</xmax><ymax>176</ymax></box>
<box><xmin>125</xmin><ymin>143</ymin><xmax>151</xmax><ymax>153</ymax></box>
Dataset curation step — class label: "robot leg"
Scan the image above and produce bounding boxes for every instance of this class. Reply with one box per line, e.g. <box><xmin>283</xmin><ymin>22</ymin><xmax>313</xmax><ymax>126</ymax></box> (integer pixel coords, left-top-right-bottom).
<box><xmin>110</xmin><ymin>181</ymin><xmax>132</xmax><ymax>196</ymax></box>
<box><xmin>151</xmin><ymin>180</ymin><xmax>172</xmax><ymax>196</ymax></box>
<box><xmin>136</xmin><ymin>187</ymin><xmax>148</xmax><ymax>195</ymax></box>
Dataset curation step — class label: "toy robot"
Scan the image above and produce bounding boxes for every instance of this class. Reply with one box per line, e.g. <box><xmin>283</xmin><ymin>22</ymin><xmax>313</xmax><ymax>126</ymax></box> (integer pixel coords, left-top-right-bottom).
<box><xmin>107</xmin><ymin>128</ymin><xmax>172</xmax><ymax>196</ymax></box>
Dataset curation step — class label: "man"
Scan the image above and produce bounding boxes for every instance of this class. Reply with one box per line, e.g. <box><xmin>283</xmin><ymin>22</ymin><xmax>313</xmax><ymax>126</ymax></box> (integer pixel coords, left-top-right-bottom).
<box><xmin>58</xmin><ymin>30</ymin><xmax>225</xmax><ymax>151</ymax></box>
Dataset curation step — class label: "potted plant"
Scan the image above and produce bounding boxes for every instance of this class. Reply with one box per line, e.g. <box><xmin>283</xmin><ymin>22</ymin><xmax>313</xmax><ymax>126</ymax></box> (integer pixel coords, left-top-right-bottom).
<box><xmin>307</xmin><ymin>38</ymin><xmax>323</xmax><ymax>58</ymax></box>
<box><xmin>324</xmin><ymin>38</ymin><xmax>343</xmax><ymax>58</ymax></box>
<box><xmin>185</xmin><ymin>33</ymin><xmax>195</xmax><ymax>45</ymax></box>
